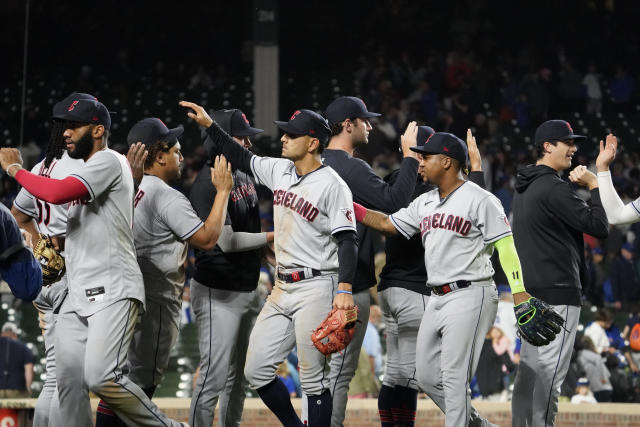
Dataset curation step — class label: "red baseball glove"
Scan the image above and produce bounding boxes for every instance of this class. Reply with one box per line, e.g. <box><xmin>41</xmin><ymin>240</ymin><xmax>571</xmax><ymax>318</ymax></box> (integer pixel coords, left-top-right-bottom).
<box><xmin>311</xmin><ymin>306</ymin><xmax>359</xmax><ymax>355</ymax></box>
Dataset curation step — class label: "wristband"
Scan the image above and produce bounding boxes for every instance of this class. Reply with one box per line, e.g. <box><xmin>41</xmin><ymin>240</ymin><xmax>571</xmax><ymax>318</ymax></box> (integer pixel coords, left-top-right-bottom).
<box><xmin>336</xmin><ymin>290</ymin><xmax>352</xmax><ymax>295</ymax></box>
<box><xmin>353</xmin><ymin>202</ymin><xmax>367</xmax><ymax>222</ymax></box>
<box><xmin>6</xmin><ymin>163</ymin><xmax>22</xmax><ymax>177</ymax></box>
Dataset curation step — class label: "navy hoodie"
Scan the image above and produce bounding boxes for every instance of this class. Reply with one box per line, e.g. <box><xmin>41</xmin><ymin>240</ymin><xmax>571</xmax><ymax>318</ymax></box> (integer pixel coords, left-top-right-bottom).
<box><xmin>512</xmin><ymin>165</ymin><xmax>608</xmax><ymax>306</ymax></box>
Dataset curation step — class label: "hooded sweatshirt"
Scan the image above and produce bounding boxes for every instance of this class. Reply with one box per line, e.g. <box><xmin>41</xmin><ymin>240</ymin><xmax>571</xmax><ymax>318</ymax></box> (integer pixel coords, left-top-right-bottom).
<box><xmin>512</xmin><ymin>165</ymin><xmax>608</xmax><ymax>306</ymax></box>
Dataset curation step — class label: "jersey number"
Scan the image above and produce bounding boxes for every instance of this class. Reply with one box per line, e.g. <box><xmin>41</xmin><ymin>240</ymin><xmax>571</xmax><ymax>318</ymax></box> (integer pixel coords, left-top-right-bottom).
<box><xmin>36</xmin><ymin>200</ymin><xmax>51</xmax><ymax>225</ymax></box>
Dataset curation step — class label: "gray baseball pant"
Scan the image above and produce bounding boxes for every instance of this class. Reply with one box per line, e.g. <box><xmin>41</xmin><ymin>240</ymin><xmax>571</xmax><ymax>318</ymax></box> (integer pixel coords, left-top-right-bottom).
<box><xmin>189</xmin><ymin>280</ymin><xmax>260</xmax><ymax>427</ymax></box>
<box><xmin>329</xmin><ymin>288</ymin><xmax>371</xmax><ymax>427</ymax></box>
<box><xmin>416</xmin><ymin>283</ymin><xmax>498</xmax><ymax>427</ymax></box>
<box><xmin>511</xmin><ymin>304</ymin><xmax>580</xmax><ymax>427</ymax></box>
<box><xmin>33</xmin><ymin>277</ymin><xmax>67</xmax><ymax>427</ymax></box>
<box><xmin>378</xmin><ymin>287</ymin><xmax>426</xmax><ymax>390</ymax></box>
<box><xmin>55</xmin><ymin>298</ymin><xmax>183</xmax><ymax>427</ymax></box>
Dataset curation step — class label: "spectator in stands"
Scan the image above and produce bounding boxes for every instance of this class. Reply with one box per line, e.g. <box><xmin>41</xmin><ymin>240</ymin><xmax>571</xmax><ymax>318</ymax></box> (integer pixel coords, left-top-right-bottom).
<box><xmin>0</xmin><ymin>322</ymin><xmax>34</xmax><ymax>398</ymax></box>
<box><xmin>582</xmin><ymin>63</ymin><xmax>603</xmax><ymax>115</ymax></box>
<box><xmin>584</xmin><ymin>309</ymin><xmax>614</xmax><ymax>354</ymax></box>
<box><xmin>609</xmin><ymin>66</ymin><xmax>636</xmax><ymax>114</ymax></box>
<box><xmin>622</xmin><ymin>312</ymin><xmax>640</xmax><ymax>373</ymax></box>
<box><xmin>362</xmin><ymin>304</ymin><xmax>384</xmax><ymax>378</ymax></box>
<box><xmin>610</xmin><ymin>242</ymin><xmax>640</xmax><ymax>312</ymax></box>
<box><xmin>276</xmin><ymin>361</ymin><xmax>297</xmax><ymax>398</ymax></box>
<box><xmin>493</xmin><ymin>285</ymin><xmax>518</xmax><ymax>354</ymax></box>
<box><xmin>571</xmin><ymin>377</ymin><xmax>597</xmax><ymax>404</ymax></box>
<box><xmin>576</xmin><ymin>335</ymin><xmax>613</xmax><ymax>402</ymax></box>
<box><xmin>476</xmin><ymin>326</ymin><xmax>516</xmax><ymax>401</ymax></box>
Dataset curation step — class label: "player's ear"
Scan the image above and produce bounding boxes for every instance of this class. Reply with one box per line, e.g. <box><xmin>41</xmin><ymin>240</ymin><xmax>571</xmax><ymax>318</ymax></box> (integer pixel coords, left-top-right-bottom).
<box><xmin>91</xmin><ymin>124</ymin><xmax>105</xmax><ymax>139</ymax></box>
<box><xmin>155</xmin><ymin>150</ymin><xmax>167</xmax><ymax>166</ymax></box>
<box><xmin>308</xmin><ymin>137</ymin><xmax>320</xmax><ymax>153</ymax></box>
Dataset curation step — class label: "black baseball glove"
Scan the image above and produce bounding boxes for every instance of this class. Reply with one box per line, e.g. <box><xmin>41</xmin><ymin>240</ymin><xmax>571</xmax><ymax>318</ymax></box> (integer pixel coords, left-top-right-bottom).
<box><xmin>514</xmin><ymin>297</ymin><xmax>565</xmax><ymax>346</ymax></box>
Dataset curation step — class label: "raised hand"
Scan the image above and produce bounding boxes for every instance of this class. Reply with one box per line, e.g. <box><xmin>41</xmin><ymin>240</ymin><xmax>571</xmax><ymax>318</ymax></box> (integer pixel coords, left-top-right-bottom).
<box><xmin>595</xmin><ymin>133</ymin><xmax>618</xmax><ymax>173</ymax></box>
<box><xmin>126</xmin><ymin>142</ymin><xmax>148</xmax><ymax>182</ymax></box>
<box><xmin>400</xmin><ymin>121</ymin><xmax>418</xmax><ymax>157</ymax></box>
<box><xmin>466</xmin><ymin>128</ymin><xmax>482</xmax><ymax>171</ymax></box>
<box><xmin>179</xmin><ymin>100</ymin><xmax>214</xmax><ymax>128</ymax></box>
<box><xmin>211</xmin><ymin>155</ymin><xmax>233</xmax><ymax>193</ymax></box>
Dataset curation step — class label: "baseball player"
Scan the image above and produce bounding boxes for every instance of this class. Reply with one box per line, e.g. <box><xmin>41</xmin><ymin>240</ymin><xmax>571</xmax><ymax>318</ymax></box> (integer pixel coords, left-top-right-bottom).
<box><xmin>377</xmin><ymin>128</ymin><xmax>486</xmax><ymax>427</ymax></box>
<box><xmin>569</xmin><ymin>133</ymin><xmax>639</xmax><ymax>225</ymax></box>
<box><xmin>511</xmin><ymin>120</ymin><xmax>608</xmax><ymax>427</ymax></box>
<box><xmin>180</xmin><ymin>100</ymin><xmax>357</xmax><ymax>427</ymax></box>
<box><xmin>95</xmin><ymin>117</ymin><xmax>234</xmax><ymax>426</ymax></box>
<box><xmin>188</xmin><ymin>109</ymin><xmax>274</xmax><ymax>427</ymax></box>
<box><xmin>10</xmin><ymin>92</ymin><xmax>93</xmax><ymax>427</ymax></box>
<box><xmin>353</xmin><ymin>132</ymin><xmax>537</xmax><ymax>426</ymax></box>
<box><xmin>0</xmin><ymin>98</ymin><xmax>186</xmax><ymax>427</ymax></box>
<box><xmin>321</xmin><ymin>96</ymin><xmax>419</xmax><ymax>427</ymax></box>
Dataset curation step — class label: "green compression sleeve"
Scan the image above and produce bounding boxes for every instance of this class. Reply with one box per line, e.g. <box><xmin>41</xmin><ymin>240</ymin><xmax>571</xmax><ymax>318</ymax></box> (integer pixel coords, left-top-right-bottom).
<box><xmin>493</xmin><ymin>235</ymin><xmax>526</xmax><ymax>294</ymax></box>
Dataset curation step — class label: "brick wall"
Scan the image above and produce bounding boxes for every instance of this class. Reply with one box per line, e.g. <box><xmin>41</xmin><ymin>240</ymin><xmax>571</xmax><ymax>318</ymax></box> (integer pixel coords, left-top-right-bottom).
<box><xmin>1</xmin><ymin>398</ymin><xmax>640</xmax><ymax>426</ymax></box>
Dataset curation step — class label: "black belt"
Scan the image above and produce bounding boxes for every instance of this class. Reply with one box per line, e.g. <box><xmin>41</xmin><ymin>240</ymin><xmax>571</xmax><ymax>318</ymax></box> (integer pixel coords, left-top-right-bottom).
<box><xmin>277</xmin><ymin>268</ymin><xmax>321</xmax><ymax>283</ymax></box>
<box><xmin>430</xmin><ymin>280</ymin><xmax>471</xmax><ymax>296</ymax></box>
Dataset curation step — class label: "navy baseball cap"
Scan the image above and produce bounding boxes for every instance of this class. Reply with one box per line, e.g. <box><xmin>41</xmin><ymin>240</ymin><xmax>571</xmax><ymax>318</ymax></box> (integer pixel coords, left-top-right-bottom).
<box><xmin>416</xmin><ymin>126</ymin><xmax>436</xmax><ymax>147</ymax></box>
<box><xmin>127</xmin><ymin>118</ymin><xmax>184</xmax><ymax>148</ymax></box>
<box><xmin>534</xmin><ymin>120</ymin><xmax>586</xmax><ymax>146</ymax></box>
<box><xmin>212</xmin><ymin>109</ymin><xmax>263</xmax><ymax>137</ymax></box>
<box><xmin>52</xmin><ymin>92</ymin><xmax>97</xmax><ymax>118</ymax></box>
<box><xmin>52</xmin><ymin>98</ymin><xmax>112</xmax><ymax>130</ymax></box>
<box><xmin>275</xmin><ymin>109</ymin><xmax>331</xmax><ymax>144</ymax></box>
<box><xmin>410</xmin><ymin>132</ymin><xmax>468</xmax><ymax>165</ymax></box>
<box><xmin>325</xmin><ymin>96</ymin><xmax>381</xmax><ymax>124</ymax></box>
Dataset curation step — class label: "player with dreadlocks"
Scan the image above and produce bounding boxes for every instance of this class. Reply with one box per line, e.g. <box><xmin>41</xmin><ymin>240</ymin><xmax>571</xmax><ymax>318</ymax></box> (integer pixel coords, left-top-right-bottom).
<box><xmin>10</xmin><ymin>92</ymin><xmax>95</xmax><ymax>427</ymax></box>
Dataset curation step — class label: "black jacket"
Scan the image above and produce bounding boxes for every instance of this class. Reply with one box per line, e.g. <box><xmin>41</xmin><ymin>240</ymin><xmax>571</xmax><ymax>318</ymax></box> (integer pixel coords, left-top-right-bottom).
<box><xmin>512</xmin><ymin>165</ymin><xmax>608</xmax><ymax>306</ymax></box>
<box><xmin>322</xmin><ymin>149</ymin><xmax>419</xmax><ymax>293</ymax></box>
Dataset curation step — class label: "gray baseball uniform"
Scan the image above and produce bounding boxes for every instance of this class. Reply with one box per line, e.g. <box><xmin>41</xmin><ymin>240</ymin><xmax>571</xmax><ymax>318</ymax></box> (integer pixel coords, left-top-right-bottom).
<box><xmin>12</xmin><ymin>152</ymin><xmax>83</xmax><ymax>427</ymax></box>
<box><xmin>127</xmin><ymin>174</ymin><xmax>203</xmax><ymax>390</ymax></box>
<box><xmin>390</xmin><ymin>181</ymin><xmax>509</xmax><ymax>427</ymax></box>
<box><xmin>54</xmin><ymin>148</ymin><xmax>183</xmax><ymax>427</ymax></box>
<box><xmin>243</xmin><ymin>156</ymin><xmax>356</xmax><ymax>397</ymax></box>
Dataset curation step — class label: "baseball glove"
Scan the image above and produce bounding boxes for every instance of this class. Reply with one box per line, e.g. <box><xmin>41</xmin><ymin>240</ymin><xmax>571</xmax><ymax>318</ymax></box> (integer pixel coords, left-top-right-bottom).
<box><xmin>311</xmin><ymin>306</ymin><xmax>359</xmax><ymax>355</ymax></box>
<box><xmin>33</xmin><ymin>235</ymin><xmax>65</xmax><ymax>286</ymax></box>
<box><xmin>514</xmin><ymin>297</ymin><xmax>565</xmax><ymax>346</ymax></box>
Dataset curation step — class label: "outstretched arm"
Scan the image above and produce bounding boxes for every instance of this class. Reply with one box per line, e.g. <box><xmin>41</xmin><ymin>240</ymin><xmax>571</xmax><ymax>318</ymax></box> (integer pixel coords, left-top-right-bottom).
<box><xmin>180</xmin><ymin>101</ymin><xmax>254</xmax><ymax>173</ymax></box>
<box><xmin>493</xmin><ymin>235</ymin><xmax>531</xmax><ymax>306</ymax></box>
<box><xmin>353</xmin><ymin>202</ymin><xmax>398</xmax><ymax>236</ymax></box>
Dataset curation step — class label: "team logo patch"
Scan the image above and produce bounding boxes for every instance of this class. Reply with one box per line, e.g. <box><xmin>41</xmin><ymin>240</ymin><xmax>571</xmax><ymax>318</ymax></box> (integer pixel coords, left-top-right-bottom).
<box><xmin>68</xmin><ymin>100</ymin><xmax>79</xmax><ymax>111</ymax></box>
<box><xmin>499</xmin><ymin>214</ymin><xmax>510</xmax><ymax>227</ymax></box>
<box><xmin>241</xmin><ymin>113</ymin><xmax>250</xmax><ymax>124</ymax></box>
<box><xmin>341</xmin><ymin>208</ymin><xmax>354</xmax><ymax>222</ymax></box>
<box><xmin>290</xmin><ymin>110</ymin><xmax>301</xmax><ymax>121</ymax></box>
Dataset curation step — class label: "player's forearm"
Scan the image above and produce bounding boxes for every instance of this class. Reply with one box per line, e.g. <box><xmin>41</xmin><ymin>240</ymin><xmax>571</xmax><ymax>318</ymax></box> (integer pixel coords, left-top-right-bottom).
<box><xmin>354</xmin><ymin>203</ymin><xmax>397</xmax><ymax>236</ymax></box>
<box><xmin>216</xmin><ymin>224</ymin><xmax>268</xmax><ymax>253</ymax></box>
<box><xmin>597</xmin><ymin>171</ymin><xmax>640</xmax><ymax>224</ymax></box>
<box><xmin>10</xmin><ymin>205</ymin><xmax>39</xmax><ymax>239</ymax></box>
<box><xmin>493</xmin><ymin>235</ymin><xmax>526</xmax><ymax>295</ymax></box>
<box><xmin>14</xmin><ymin>170</ymin><xmax>89</xmax><ymax>204</ymax></box>
<box><xmin>24</xmin><ymin>363</ymin><xmax>33</xmax><ymax>391</ymax></box>
<box><xmin>192</xmin><ymin>190</ymin><xmax>230</xmax><ymax>251</ymax></box>
<box><xmin>336</xmin><ymin>230</ymin><xmax>358</xmax><ymax>284</ymax></box>
<box><xmin>205</xmin><ymin>122</ymin><xmax>253</xmax><ymax>173</ymax></box>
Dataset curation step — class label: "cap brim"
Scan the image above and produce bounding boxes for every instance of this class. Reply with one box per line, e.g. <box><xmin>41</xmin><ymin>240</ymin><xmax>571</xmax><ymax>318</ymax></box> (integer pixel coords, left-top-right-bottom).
<box><xmin>360</xmin><ymin>111</ymin><xmax>381</xmax><ymax>118</ymax></box>
<box><xmin>274</xmin><ymin>121</ymin><xmax>303</xmax><ymax>135</ymax></box>
<box><xmin>567</xmin><ymin>134</ymin><xmax>586</xmax><ymax>141</ymax></box>
<box><xmin>410</xmin><ymin>145</ymin><xmax>433</xmax><ymax>154</ymax></box>
<box><xmin>166</xmin><ymin>125</ymin><xmax>184</xmax><ymax>141</ymax></box>
<box><xmin>233</xmin><ymin>126</ymin><xmax>264</xmax><ymax>137</ymax></box>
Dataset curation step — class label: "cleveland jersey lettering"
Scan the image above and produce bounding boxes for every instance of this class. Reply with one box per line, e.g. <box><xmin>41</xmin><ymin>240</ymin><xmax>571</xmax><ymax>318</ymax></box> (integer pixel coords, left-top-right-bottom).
<box><xmin>272</xmin><ymin>189</ymin><xmax>319</xmax><ymax>222</ymax></box>
<box><xmin>419</xmin><ymin>213</ymin><xmax>472</xmax><ymax>236</ymax></box>
<box><xmin>249</xmin><ymin>156</ymin><xmax>355</xmax><ymax>271</ymax></box>
<box><xmin>390</xmin><ymin>181</ymin><xmax>511</xmax><ymax>286</ymax></box>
